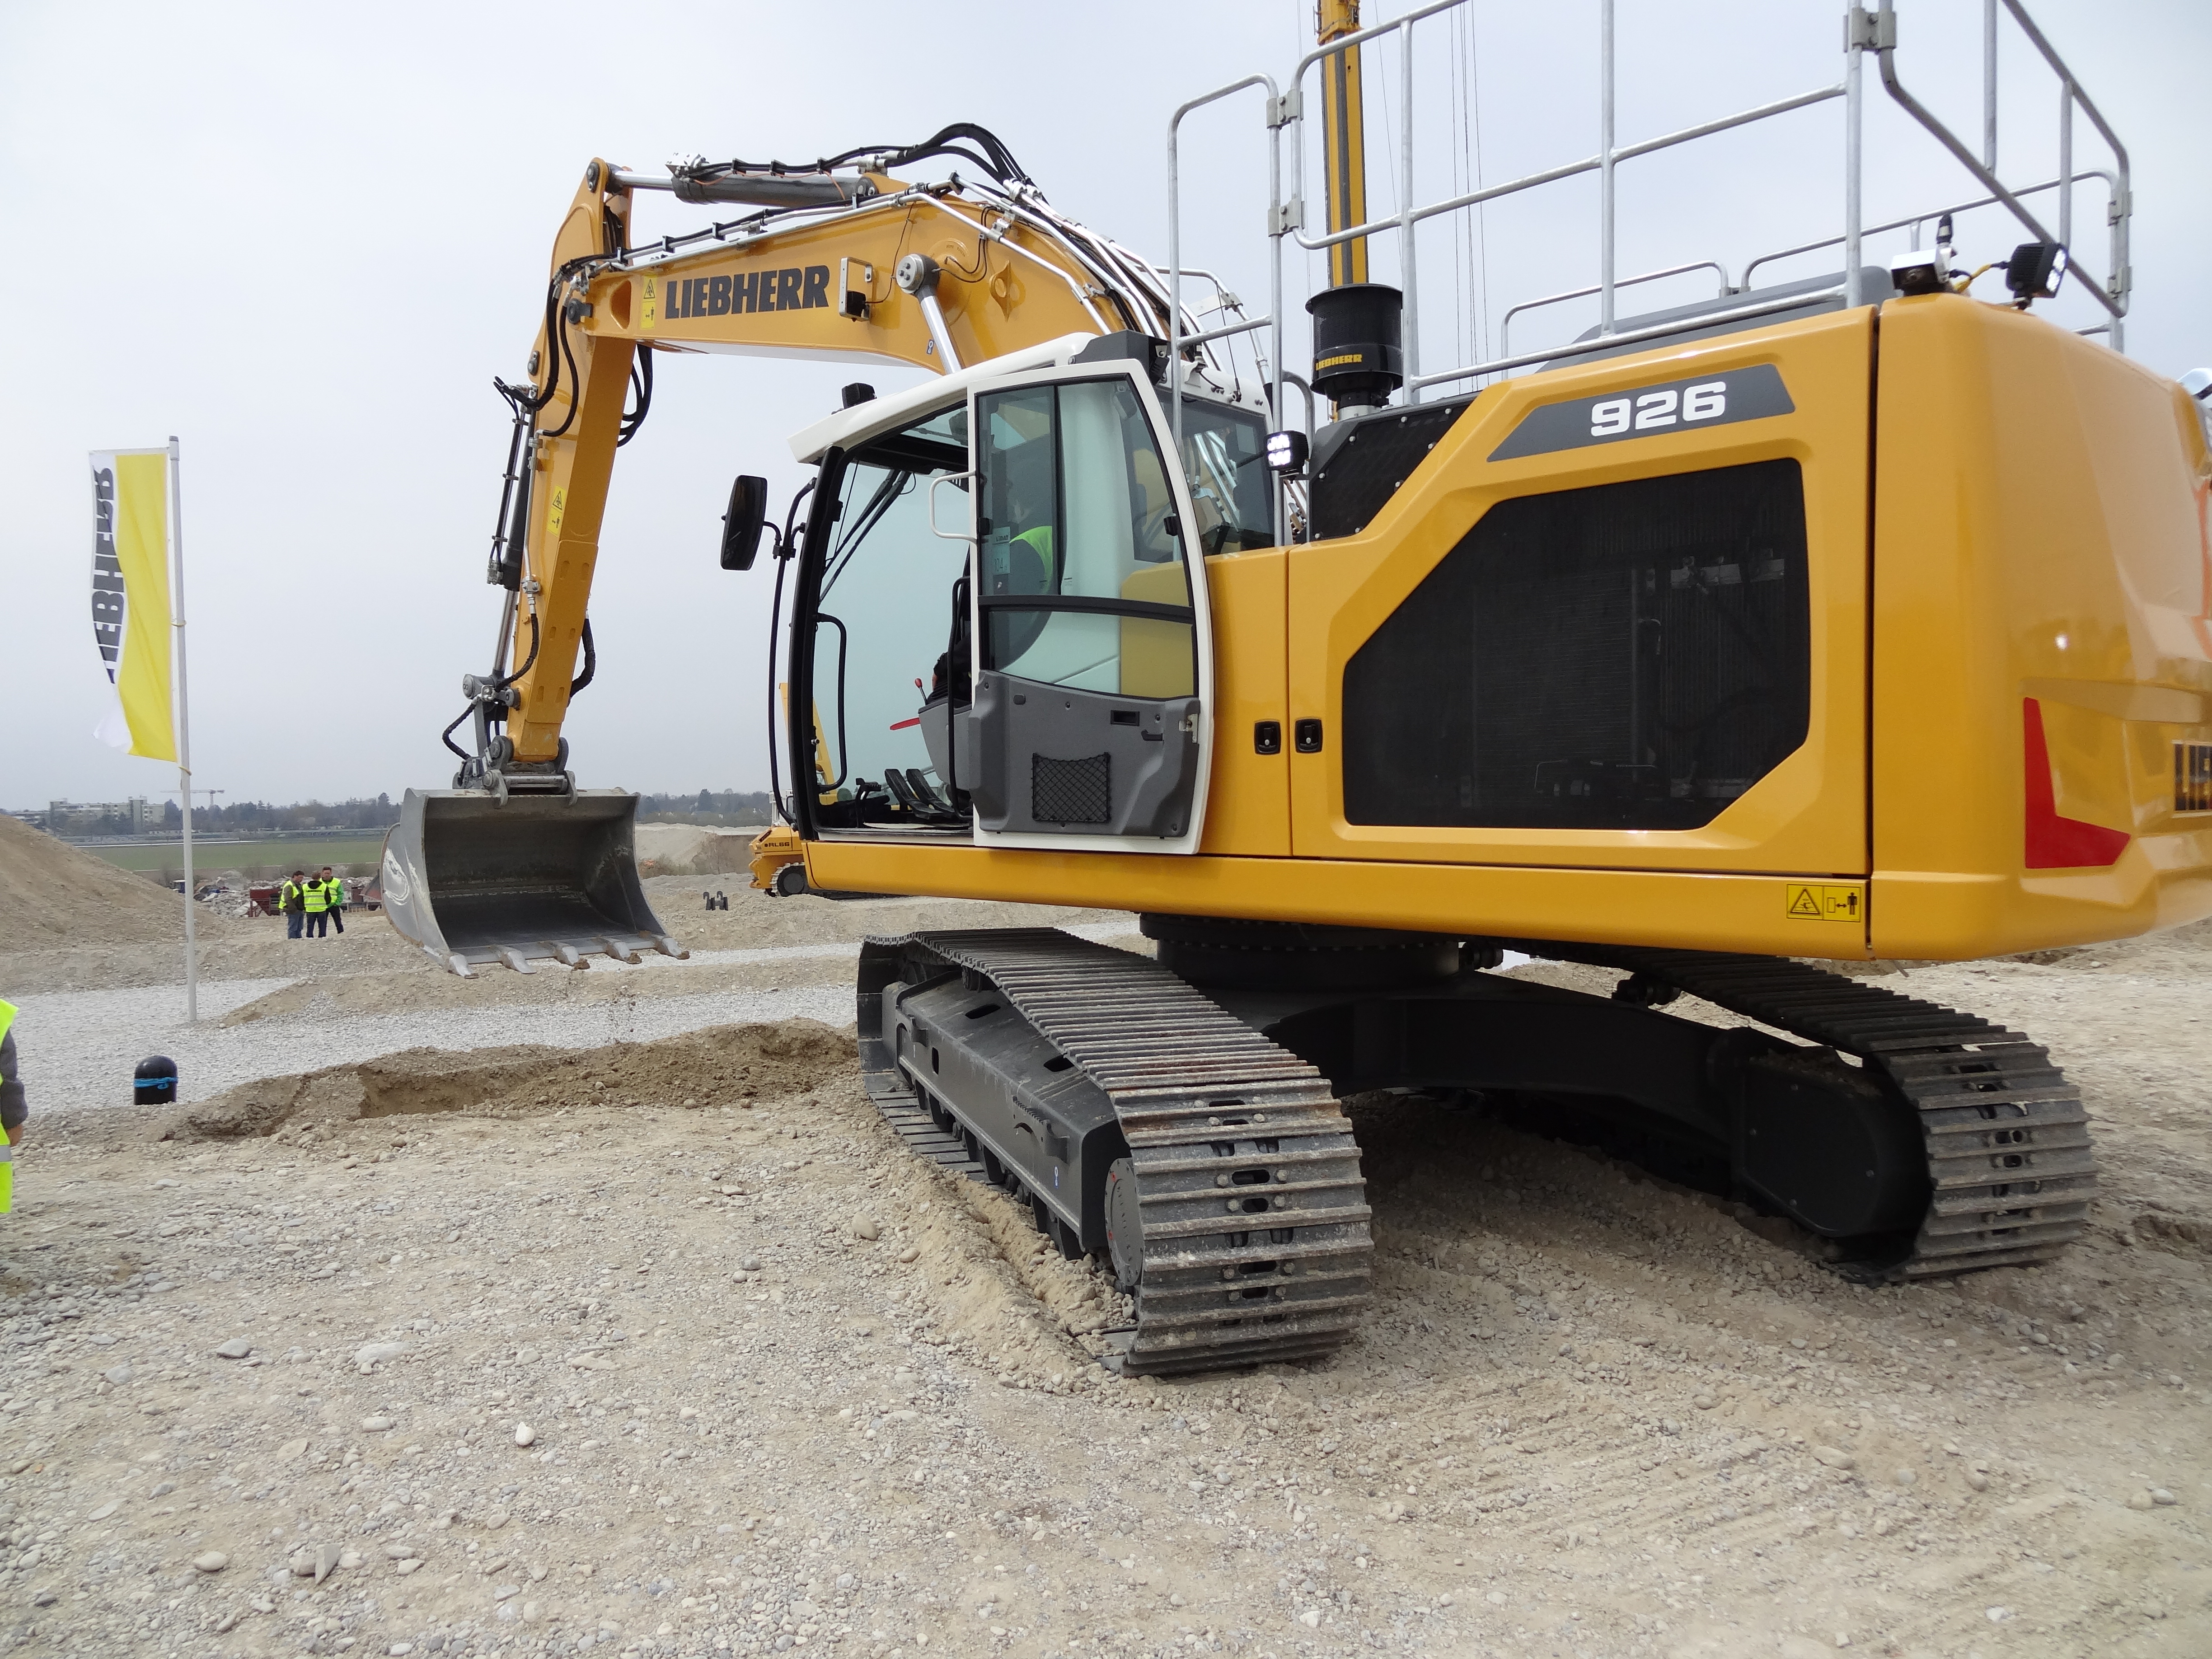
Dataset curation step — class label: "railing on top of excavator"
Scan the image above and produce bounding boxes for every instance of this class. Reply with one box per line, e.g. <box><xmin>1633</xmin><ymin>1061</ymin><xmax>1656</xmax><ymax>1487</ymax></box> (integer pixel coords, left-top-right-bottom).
<box><xmin>1168</xmin><ymin>0</ymin><xmax>2130</xmax><ymax>453</ymax></box>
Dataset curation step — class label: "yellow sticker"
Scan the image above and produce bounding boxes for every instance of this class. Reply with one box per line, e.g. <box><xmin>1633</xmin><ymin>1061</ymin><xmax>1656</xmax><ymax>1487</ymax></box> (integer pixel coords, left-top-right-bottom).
<box><xmin>1785</xmin><ymin>882</ymin><xmax>1864</xmax><ymax>922</ymax></box>
<box><xmin>546</xmin><ymin>485</ymin><xmax>567</xmax><ymax>541</ymax></box>
<box><xmin>640</xmin><ymin>272</ymin><xmax>659</xmax><ymax>334</ymax></box>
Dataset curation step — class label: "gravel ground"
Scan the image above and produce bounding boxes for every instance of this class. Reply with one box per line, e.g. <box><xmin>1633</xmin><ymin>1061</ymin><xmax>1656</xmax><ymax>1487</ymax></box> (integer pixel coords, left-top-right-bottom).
<box><xmin>2</xmin><ymin>884</ymin><xmax>2207</xmax><ymax>1659</ymax></box>
<box><xmin>14</xmin><ymin>968</ymin><xmax>852</xmax><ymax>1119</ymax></box>
<box><xmin>10</xmin><ymin>887</ymin><xmax>1136</xmax><ymax>1122</ymax></box>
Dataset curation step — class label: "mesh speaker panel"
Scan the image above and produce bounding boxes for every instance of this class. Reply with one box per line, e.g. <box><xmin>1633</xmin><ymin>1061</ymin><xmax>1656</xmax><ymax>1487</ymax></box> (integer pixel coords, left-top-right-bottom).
<box><xmin>1031</xmin><ymin>753</ymin><xmax>1112</xmax><ymax>825</ymax></box>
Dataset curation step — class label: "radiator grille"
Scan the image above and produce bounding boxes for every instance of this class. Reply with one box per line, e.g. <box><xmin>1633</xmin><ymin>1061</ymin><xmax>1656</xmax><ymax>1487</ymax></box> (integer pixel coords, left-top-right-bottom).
<box><xmin>1342</xmin><ymin>458</ymin><xmax>1810</xmax><ymax>830</ymax></box>
<box><xmin>2176</xmin><ymin>741</ymin><xmax>2212</xmax><ymax>814</ymax></box>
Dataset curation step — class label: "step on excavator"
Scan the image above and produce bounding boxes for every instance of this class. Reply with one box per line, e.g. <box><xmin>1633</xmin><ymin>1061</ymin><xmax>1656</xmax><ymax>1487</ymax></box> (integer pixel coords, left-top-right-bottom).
<box><xmin>384</xmin><ymin>1</ymin><xmax>2212</xmax><ymax>1374</ymax></box>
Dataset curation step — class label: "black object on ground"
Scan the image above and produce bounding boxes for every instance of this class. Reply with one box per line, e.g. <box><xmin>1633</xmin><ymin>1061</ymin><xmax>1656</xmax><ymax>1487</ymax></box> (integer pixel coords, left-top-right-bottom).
<box><xmin>134</xmin><ymin>1056</ymin><xmax>178</xmax><ymax>1106</ymax></box>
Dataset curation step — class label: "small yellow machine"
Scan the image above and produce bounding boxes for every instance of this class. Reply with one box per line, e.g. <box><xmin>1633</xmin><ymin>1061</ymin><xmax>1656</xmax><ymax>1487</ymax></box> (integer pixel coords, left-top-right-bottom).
<box><xmin>385</xmin><ymin>4</ymin><xmax>2212</xmax><ymax>1373</ymax></box>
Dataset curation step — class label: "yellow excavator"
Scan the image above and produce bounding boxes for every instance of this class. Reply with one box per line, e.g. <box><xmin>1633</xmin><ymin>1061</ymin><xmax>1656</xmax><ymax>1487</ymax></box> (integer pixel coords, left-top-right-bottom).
<box><xmin>385</xmin><ymin>2</ymin><xmax>2212</xmax><ymax>1373</ymax></box>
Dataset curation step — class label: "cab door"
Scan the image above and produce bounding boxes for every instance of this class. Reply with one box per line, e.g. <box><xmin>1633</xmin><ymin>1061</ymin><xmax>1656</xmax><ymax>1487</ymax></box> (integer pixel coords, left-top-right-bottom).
<box><xmin>1286</xmin><ymin>309</ymin><xmax>1874</xmax><ymax>880</ymax></box>
<box><xmin>960</xmin><ymin>361</ymin><xmax>1218</xmax><ymax>852</ymax></box>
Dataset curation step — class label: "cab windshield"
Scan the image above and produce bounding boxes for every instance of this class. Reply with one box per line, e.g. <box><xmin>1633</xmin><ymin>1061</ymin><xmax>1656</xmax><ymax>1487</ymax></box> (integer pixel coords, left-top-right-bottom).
<box><xmin>808</xmin><ymin>403</ymin><xmax>971</xmax><ymax>817</ymax></box>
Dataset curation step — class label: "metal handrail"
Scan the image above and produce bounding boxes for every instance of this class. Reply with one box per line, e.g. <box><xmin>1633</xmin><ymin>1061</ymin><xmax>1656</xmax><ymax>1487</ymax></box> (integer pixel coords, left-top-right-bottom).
<box><xmin>1287</xmin><ymin>79</ymin><xmax>1851</xmax><ymax>262</ymax></box>
<box><xmin>1178</xmin><ymin>315</ymin><xmax>1274</xmax><ymax>350</ymax></box>
<box><xmin>1872</xmin><ymin>0</ymin><xmax>2124</xmax><ymax>328</ymax></box>
<box><xmin>1274</xmin><ymin>2</ymin><xmax>1864</xmax><ymax>402</ymax></box>
<box><xmin>1741</xmin><ymin>171</ymin><xmax>2117</xmax><ymax>292</ymax></box>
<box><xmin>1167</xmin><ymin>72</ymin><xmax>1288</xmax><ymax>544</ymax></box>
<box><xmin>1167</xmin><ymin>0</ymin><xmax>2131</xmax><ymax>445</ymax></box>
<box><xmin>1499</xmin><ymin>262</ymin><xmax>1729</xmax><ymax>360</ymax></box>
<box><xmin>1410</xmin><ymin>285</ymin><xmax>1846</xmax><ymax>396</ymax></box>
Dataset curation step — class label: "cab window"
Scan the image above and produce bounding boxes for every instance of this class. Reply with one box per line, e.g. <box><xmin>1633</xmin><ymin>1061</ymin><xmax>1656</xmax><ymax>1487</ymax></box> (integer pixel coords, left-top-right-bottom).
<box><xmin>975</xmin><ymin>378</ymin><xmax>1196</xmax><ymax>700</ymax></box>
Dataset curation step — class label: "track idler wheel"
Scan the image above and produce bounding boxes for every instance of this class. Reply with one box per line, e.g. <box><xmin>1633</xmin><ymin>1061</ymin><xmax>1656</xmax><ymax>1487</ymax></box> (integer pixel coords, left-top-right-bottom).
<box><xmin>1104</xmin><ymin>1158</ymin><xmax>1145</xmax><ymax>1291</ymax></box>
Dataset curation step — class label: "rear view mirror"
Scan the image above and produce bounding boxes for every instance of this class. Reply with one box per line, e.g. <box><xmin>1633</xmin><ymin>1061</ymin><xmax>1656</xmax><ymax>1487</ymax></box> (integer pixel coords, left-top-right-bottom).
<box><xmin>720</xmin><ymin>474</ymin><xmax>769</xmax><ymax>571</ymax></box>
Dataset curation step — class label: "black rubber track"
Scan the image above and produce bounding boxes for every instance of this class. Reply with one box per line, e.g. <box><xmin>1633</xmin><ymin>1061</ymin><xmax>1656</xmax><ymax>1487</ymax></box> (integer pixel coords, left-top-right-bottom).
<box><xmin>1496</xmin><ymin>942</ymin><xmax>2098</xmax><ymax>1279</ymax></box>
<box><xmin>858</xmin><ymin>929</ymin><xmax>1374</xmax><ymax>1375</ymax></box>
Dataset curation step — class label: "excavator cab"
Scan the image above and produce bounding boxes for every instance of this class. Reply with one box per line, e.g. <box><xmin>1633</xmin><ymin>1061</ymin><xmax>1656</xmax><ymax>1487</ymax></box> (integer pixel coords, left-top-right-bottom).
<box><xmin>786</xmin><ymin>339</ymin><xmax>1267</xmax><ymax>855</ymax></box>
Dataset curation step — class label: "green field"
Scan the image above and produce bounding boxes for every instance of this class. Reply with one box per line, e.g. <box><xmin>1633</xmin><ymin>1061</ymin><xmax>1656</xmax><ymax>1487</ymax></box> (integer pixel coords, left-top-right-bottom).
<box><xmin>87</xmin><ymin>836</ymin><xmax>388</xmax><ymax>875</ymax></box>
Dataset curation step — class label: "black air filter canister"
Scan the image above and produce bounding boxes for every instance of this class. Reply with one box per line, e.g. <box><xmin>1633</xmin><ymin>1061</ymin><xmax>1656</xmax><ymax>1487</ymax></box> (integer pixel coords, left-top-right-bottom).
<box><xmin>135</xmin><ymin>1055</ymin><xmax>178</xmax><ymax>1106</ymax></box>
<box><xmin>1308</xmin><ymin>283</ymin><xmax>1404</xmax><ymax>408</ymax></box>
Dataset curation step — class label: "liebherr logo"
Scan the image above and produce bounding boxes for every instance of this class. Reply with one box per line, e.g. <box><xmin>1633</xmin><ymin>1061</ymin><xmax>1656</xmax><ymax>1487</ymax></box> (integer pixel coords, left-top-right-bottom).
<box><xmin>664</xmin><ymin>265</ymin><xmax>832</xmax><ymax>319</ymax></box>
<box><xmin>91</xmin><ymin>465</ymin><xmax>125</xmax><ymax>676</ymax></box>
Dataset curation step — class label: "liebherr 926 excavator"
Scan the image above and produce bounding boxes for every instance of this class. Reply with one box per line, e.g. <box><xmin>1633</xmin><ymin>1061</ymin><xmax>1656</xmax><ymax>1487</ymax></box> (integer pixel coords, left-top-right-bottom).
<box><xmin>384</xmin><ymin>1</ymin><xmax>2212</xmax><ymax>1374</ymax></box>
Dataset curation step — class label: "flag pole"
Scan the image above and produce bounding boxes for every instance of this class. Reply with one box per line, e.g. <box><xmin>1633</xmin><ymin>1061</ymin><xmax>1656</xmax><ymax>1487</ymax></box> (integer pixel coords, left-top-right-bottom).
<box><xmin>169</xmin><ymin>435</ymin><xmax>197</xmax><ymax>1025</ymax></box>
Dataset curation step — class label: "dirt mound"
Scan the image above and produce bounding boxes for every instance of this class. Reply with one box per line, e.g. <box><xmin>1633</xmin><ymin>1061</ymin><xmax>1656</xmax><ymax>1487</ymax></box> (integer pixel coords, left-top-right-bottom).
<box><xmin>167</xmin><ymin>1019</ymin><xmax>856</xmax><ymax>1139</ymax></box>
<box><xmin>635</xmin><ymin>823</ymin><xmax>757</xmax><ymax>877</ymax></box>
<box><xmin>0</xmin><ymin>811</ymin><xmax>235</xmax><ymax>949</ymax></box>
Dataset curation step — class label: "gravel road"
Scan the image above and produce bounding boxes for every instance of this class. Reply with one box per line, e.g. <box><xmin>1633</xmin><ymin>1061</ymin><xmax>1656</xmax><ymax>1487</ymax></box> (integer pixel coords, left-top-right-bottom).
<box><xmin>9</xmin><ymin>890</ymin><xmax>1137</xmax><ymax>1121</ymax></box>
<box><xmin>12</xmin><ymin>960</ymin><xmax>853</xmax><ymax>1119</ymax></box>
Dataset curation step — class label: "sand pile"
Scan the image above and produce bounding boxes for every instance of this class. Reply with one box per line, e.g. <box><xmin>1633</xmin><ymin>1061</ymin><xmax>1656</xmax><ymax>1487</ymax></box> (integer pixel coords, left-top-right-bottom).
<box><xmin>634</xmin><ymin>822</ymin><xmax>757</xmax><ymax>876</ymax></box>
<box><xmin>166</xmin><ymin>1018</ymin><xmax>855</xmax><ymax>1139</ymax></box>
<box><xmin>0</xmin><ymin>810</ymin><xmax>234</xmax><ymax>948</ymax></box>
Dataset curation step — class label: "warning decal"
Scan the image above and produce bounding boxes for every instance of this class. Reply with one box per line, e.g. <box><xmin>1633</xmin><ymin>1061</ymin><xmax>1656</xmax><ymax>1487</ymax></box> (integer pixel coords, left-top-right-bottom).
<box><xmin>1785</xmin><ymin>882</ymin><xmax>1863</xmax><ymax>922</ymax></box>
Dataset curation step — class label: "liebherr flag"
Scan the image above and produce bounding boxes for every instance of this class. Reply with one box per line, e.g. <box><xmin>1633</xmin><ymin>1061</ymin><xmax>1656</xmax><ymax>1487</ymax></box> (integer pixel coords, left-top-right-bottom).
<box><xmin>89</xmin><ymin>448</ymin><xmax>177</xmax><ymax>760</ymax></box>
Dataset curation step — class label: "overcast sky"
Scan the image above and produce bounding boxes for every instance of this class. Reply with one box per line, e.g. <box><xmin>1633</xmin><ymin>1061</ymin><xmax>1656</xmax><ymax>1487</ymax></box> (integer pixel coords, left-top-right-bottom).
<box><xmin>3</xmin><ymin>0</ymin><xmax>2204</xmax><ymax>813</ymax></box>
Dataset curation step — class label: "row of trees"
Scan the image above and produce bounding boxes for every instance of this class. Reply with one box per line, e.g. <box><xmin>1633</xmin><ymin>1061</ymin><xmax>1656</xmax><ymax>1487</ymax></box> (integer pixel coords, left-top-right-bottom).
<box><xmin>180</xmin><ymin>795</ymin><xmax>402</xmax><ymax>833</ymax></box>
<box><xmin>25</xmin><ymin>796</ymin><xmax>403</xmax><ymax>838</ymax></box>
<box><xmin>637</xmin><ymin>790</ymin><xmax>776</xmax><ymax>827</ymax></box>
<box><xmin>23</xmin><ymin>790</ymin><xmax>778</xmax><ymax>837</ymax></box>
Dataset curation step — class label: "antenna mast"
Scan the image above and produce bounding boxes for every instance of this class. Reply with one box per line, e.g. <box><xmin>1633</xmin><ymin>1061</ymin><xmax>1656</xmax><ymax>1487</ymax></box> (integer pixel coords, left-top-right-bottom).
<box><xmin>1317</xmin><ymin>0</ymin><xmax>1369</xmax><ymax>287</ymax></box>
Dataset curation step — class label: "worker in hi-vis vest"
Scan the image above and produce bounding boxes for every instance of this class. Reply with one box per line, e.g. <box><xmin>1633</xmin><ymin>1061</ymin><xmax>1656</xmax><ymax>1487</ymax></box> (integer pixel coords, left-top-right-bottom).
<box><xmin>321</xmin><ymin>865</ymin><xmax>346</xmax><ymax>934</ymax></box>
<box><xmin>0</xmin><ymin>998</ymin><xmax>26</xmax><ymax>1214</ymax></box>
<box><xmin>281</xmin><ymin>870</ymin><xmax>307</xmax><ymax>940</ymax></box>
<box><xmin>303</xmin><ymin>871</ymin><xmax>333</xmax><ymax>938</ymax></box>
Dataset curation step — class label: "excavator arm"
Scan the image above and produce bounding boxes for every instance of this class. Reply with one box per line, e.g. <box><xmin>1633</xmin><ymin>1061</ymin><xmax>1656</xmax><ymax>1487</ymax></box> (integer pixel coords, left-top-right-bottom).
<box><xmin>497</xmin><ymin>158</ymin><xmax>1151</xmax><ymax>769</ymax></box>
<box><xmin>382</xmin><ymin>133</ymin><xmax>1213</xmax><ymax>973</ymax></box>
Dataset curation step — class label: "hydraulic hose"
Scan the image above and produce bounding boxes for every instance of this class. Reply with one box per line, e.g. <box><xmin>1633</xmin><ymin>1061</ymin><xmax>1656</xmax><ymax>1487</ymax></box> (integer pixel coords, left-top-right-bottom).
<box><xmin>618</xmin><ymin>349</ymin><xmax>653</xmax><ymax>447</ymax></box>
<box><xmin>570</xmin><ymin>617</ymin><xmax>596</xmax><ymax>696</ymax></box>
<box><xmin>499</xmin><ymin>611</ymin><xmax>541</xmax><ymax>691</ymax></box>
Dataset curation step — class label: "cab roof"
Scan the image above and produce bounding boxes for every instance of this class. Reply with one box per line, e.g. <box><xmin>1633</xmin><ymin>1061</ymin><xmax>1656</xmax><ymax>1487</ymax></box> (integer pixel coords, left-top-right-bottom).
<box><xmin>787</xmin><ymin>335</ymin><xmax>1273</xmax><ymax>464</ymax></box>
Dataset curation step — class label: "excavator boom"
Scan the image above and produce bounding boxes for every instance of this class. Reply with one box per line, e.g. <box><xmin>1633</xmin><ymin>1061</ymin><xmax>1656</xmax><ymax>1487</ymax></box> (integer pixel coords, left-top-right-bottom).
<box><xmin>382</xmin><ymin>132</ymin><xmax>1219</xmax><ymax>971</ymax></box>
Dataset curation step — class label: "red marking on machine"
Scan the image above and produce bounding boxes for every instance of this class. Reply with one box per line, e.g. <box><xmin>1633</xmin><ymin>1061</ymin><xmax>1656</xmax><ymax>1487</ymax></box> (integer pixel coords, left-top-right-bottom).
<box><xmin>2023</xmin><ymin>698</ymin><xmax>2130</xmax><ymax>869</ymax></box>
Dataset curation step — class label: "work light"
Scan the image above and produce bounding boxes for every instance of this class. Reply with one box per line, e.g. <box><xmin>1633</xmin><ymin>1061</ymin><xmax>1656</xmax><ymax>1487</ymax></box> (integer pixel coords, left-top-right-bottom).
<box><xmin>2004</xmin><ymin>241</ymin><xmax>2068</xmax><ymax>302</ymax></box>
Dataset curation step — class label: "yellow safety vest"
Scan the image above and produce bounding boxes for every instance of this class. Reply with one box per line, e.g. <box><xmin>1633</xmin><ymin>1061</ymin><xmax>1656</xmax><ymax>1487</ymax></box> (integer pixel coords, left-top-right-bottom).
<box><xmin>0</xmin><ymin>998</ymin><xmax>17</xmax><ymax>1215</ymax></box>
<box><xmin>304</xmin><ymin>880</ymin><xmax>331</xmax><ymax>914</ymax></box>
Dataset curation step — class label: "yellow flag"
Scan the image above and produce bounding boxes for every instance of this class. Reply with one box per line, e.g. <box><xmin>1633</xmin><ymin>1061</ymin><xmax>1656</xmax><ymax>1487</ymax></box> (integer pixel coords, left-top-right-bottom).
<box><xmin>90</xmin><ymin>449</ymin><xmax>176</xmax><ymax>761</ymax></box>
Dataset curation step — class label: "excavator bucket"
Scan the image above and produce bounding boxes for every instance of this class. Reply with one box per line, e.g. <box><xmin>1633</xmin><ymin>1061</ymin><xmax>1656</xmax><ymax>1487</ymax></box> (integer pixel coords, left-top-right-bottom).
<box><xmin>379</xmin><ymin>788</ymin><xmax>688</xmax><ymax>976</ymax></box>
